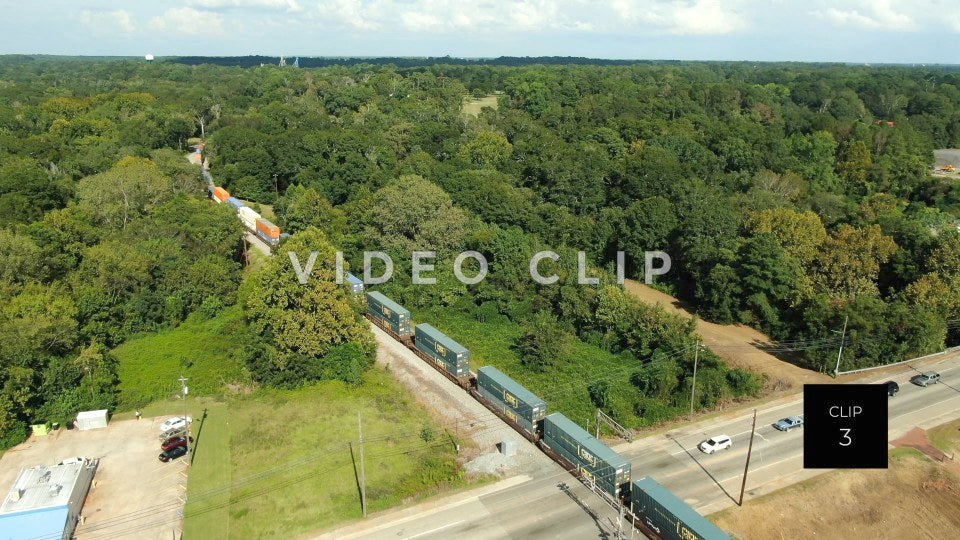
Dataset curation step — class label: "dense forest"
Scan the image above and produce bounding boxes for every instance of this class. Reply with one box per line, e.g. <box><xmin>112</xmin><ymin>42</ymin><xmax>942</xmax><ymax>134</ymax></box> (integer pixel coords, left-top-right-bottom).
<box><xmin>1</xmin><ymin>56</ymin><xmax>959</xmax><ymax>445</ymax></box>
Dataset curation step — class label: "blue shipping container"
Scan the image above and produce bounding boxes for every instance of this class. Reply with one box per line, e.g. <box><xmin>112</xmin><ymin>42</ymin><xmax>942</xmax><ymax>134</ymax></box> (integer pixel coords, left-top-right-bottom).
<box><xmin>226</xmin><ymin>197</ymin><xmax>245</xmax><ymax>210</ymax></box>
<box><xmin>346</xmin><ymin>273</ymin><xmax>364</xmax><ymax>294</ymax></box>
<box><xmin>414</xmin><ymin>324</ymin><xmax>470</xmax><ymax>378</ymax></box>
<box><xmin>367</xmin><ymin>292</ymin><xmax>412</xmax><ymax>336</ymax></box>
<box><xmin>477</xmin><ymin>365</ymin><xmax>546</xmax><ymax>434</ymax></box>
<box><xmin>542</xmin><ymin>413</ymin><xmax>631</xmax><ymax>498</ymax></box>
<box><xmin>630</xmin><ymin>477</ymin><xmax>730</xmax><ymax>540</ymax></box>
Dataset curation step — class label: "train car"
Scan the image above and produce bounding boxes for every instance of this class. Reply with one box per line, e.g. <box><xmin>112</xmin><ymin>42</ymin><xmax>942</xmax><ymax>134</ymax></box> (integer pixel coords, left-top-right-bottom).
<box><xmin>542</xmin><ymin>413</ymin><xmax>631</xmax><ymax>499</ymax></box>
<box><xmin>237</xmin><ymin>206</ymin><xmax>260</xmax><ymax>231</ymax></box>
<box><xmin>346</xmin><ymin>273</ymin><xmax>364</xmax><ymax>294</ymax></box>
<box><xmin>211</xmin><ymin>186</ymin><xmax>230</xmax><ymax>203</ymax></box>
<box><xmin>226</xmin><ymin>197</ymin><xmax>245</xmax><ymax>210</ymax></box>
<box><xmin>366</xmin><ymin>291</ymin><xmax>412</xmax><ymax>337</ymax></box>
<box><xmin>630</xmin><ymin>477</ymin><xmax>730</xmax><ymax>540</ymax></box>
<box><xmin>255</xmin><ymin>217</ymin><xmax>281</xmax><ymax>246</ymax></box>
<box><xmin>476</xmin><ymin>365</ymin><xmax>546</xmax><ymax>435</ymax></box>
<box><xmin>414</xmin><ymin>323</ymin><xmax>470</xmax><ymax>379</ymax></box>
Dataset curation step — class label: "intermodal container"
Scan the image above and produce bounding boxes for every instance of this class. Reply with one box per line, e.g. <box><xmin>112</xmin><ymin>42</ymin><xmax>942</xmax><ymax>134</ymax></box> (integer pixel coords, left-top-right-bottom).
<box><xmin>346</xmin><ymin>273</ymin><xmax>364</xmax><ymax>294</ymax></box>
<box><xmin>414</xmin><ymin>323</ymin><xmax>470</xmax><ymax>378</ymax></box>
<box><xmin>366</xmin><ymin>291</ymin><xmax>412</xmax><ymax>336</ymax></box>
<box><xmin>226</xmin><ymin>197</ymin><xmax>244</xmax><ymax>210</ymax></box>
<box><xmin>630</xmin><ymin>477</ymin><xmax>730</xmax><ymax>540</ymax></box>
<box><xmin>238</xmin><ymin>206</ymin><xmax>260</xmax><ymax>230</ymax></box>
<box><xmin>477</xmin><ymin>365</ymin><xmax>546</xmax><ymax>434</ymax></box>
<box><xmin>542</xmin><ymin>413</ymin><xmax>631</xmax><ymax>498</ymax></box>
<box><xmin>254</xmin><ymin>228</ymin><xmax>280</xmax><ymax>246</ymax></box>
<box><xmin>212</xmin><ymin>186</ymin><xmax>230</xmax><ymax>203</ymax></box>
<box><xmin>256</xmin><ymin>217</ymin><xmax>280</xmax><ymax>239</ymax></box>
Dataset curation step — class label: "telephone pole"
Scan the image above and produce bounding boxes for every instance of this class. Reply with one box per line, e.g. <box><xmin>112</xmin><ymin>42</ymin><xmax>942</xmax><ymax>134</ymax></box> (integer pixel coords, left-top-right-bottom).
<box><xmin>738</xmin><ymin>409</ymin><xmax>757</xmax><ymax>506</ymax></box>
<box><xmin>358</xmin><ymin>412</ymin><xmax>367</xmax><ymax>517</ymax></box>
<box><xmin>833</xmin><ymin>315</ymin><xmax>849</xmax><ymax>377</ymax></box>
<box><xmin>689</xmin><ymin>342</ymin><xmax>701</xmax><ymax>415</ymax></box>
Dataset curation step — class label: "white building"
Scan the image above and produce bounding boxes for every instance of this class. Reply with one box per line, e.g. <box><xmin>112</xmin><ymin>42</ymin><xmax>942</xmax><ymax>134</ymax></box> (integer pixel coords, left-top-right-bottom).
<box><xmin>0</xmin><ymin>459</ymin><xmax>98</xmax><ymax>540</ymax></box>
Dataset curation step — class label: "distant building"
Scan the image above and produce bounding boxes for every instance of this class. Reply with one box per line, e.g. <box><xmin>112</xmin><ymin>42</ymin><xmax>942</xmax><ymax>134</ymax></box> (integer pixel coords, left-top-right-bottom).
<box><xmin>346</xmin><ymin>272</ymin><xmax>364</xmax><ymax>294</ymax></box>
<box><xmin>0</xmin><ymin>460</ymin><xmax>98</xmax><ymax>540</ymax></box>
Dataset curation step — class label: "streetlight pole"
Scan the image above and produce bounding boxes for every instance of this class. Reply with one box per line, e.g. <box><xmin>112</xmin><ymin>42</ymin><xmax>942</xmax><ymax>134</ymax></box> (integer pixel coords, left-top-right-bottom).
<box><xmin>833</xmin><ymin>315</ymin><xmax>849</xmax><ymax>377</ymax></box>
<box><xmin>178</xmin><ymin>375</ymin><xmax>189</xmax><ymax>454</ymax></box>
<box><xmin>689</xmin><ymin>342</ymin><xmax>701</xmax><ymax>415</ymax></box>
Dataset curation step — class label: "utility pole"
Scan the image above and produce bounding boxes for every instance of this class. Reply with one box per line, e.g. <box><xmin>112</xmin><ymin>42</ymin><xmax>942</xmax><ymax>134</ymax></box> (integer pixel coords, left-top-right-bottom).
<box><xmin>689</xmin><ymin>342</ymin><xmax>701</xmax><ymax>415</ymax></box>
<box><xmin>358</xmin><ymin>412</ymin><xmax>367</xmax><ymax>517</ymax></box>
<box><xmin>738</xmin><ymin>409</ymin><xmax>757</xmax><ymax>506</ymax></box>
<box><xmin>178</xmin><ymin>375</ymin><xmax>189</xmax><ymax>454</ymax></box>
<box><xmin>833</xmin><ymin>315</ymin><xmax>849</xmax><ymax>377</ymax></box>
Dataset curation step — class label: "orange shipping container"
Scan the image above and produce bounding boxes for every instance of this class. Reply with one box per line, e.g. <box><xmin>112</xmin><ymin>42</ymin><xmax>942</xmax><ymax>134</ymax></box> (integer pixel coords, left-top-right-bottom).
<box><xmin>212</xmin><ymin>186</ymin><xmax>230</xmax><ymax>202</ymax></box>
<box><xmin>256</xmin><ymin>218</ymin><xmax>280</xmax><ymax>238</ymax></box>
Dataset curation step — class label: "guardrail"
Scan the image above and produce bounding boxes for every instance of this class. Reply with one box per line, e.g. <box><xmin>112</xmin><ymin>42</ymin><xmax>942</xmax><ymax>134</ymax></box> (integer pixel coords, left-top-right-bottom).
<box><xmin>836</xmin><ymin>346</ymin><xmax>960</xmax><ymax>376</ymax></box>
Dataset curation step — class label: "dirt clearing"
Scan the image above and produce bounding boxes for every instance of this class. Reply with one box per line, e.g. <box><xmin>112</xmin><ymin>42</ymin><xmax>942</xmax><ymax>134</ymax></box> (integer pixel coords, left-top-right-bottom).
<box><xmin>0</xmin><ymin>416</ymin><xmax>187</xmax><ymax>539</ymax></box>
<box><xmin>624</xmin><ymin>280</ymin><xmax>831</xmax><ymax>391</ymax></box>
<box><xmin>711</xmin><ymin>450</ymin><xmax>960</xmax><ymax>539</ymax></box>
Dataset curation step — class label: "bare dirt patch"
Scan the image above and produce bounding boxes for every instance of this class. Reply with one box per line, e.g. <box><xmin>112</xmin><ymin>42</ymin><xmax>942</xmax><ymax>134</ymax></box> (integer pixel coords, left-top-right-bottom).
<box><xmin>711</xmin><ymin>451</ymin><xmax>960</xmax><ymax>539</ymax></box>
<box><xmin>624</xmin><ymin>280</ymin><xmax>832</xmax><ymax>391</ymax></box>
<box><xmin>0</xmin><ymin>417</ymin><xmax>187</xmax><ymax>539</ymax></box>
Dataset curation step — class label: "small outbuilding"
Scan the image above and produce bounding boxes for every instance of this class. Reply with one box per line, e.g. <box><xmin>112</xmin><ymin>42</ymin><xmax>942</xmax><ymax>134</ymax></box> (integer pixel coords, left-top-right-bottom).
<box><xmin>74</xmin><ymin>410</ymin><xmax>108</xmax><ymax>431</ymax></box>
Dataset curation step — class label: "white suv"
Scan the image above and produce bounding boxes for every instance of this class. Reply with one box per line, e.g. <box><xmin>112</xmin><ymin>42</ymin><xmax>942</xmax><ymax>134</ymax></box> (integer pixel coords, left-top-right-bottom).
<box><xmin>160</xmin><ymin>416</ymin><xmax>192</xmax><ymax>433</ymax></box>
<box><xmin>698</xmin><ymin>435</ymin><xmax>732</xmax><ymax>454</ymax></box>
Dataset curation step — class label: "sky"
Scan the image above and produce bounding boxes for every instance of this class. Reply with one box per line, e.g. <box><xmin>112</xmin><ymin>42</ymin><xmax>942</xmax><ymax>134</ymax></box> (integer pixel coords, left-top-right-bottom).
<box><xmin>1</xmin><ymin>1</ymin><xmax>958</xmax><ymax>63</ymax></box>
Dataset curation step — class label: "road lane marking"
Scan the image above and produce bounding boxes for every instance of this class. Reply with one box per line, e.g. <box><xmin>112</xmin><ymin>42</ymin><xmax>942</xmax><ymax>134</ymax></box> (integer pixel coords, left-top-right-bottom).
<box><xmin>403</xmin><ymin>521</ymin><xmax>465</xmax><ymax>539</ymax></box>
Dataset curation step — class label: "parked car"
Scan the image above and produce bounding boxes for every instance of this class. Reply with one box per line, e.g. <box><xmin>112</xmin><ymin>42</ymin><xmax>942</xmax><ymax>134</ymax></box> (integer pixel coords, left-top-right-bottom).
<box><xmin>698</xmin><ymin>435</ymin><xmax>732</xmax><ymax>454</ymax></box>
<box><xmin>884</xmin><ymin>381</ymin><xmax>899</xmax><ymax>396</ymax></box>
<box><xmin>910</xmin><ymin>372</ymin><xmax>940</xmax><ymax>387</ymax></box>
<box><xmin>773</xmin><ymin>416</ymin><xmax>804</xmax><ymax>431</ymax></box>
<box><xmin>158</xmin><ymin>445</ymin><xmax>188</xmax><ymax>462</ymax></box>
<box><xmin>160</xmin><ymin>416</ymin><xmax>192</xmax><ymax>433</ymax></box>
<box><xmin>58</xmin><ymin>457</ymin><xmax>85</xmax><ymax>465</ymax></box>
<box><xmin>160</xmin><ymin>435</ymin><xmax>193</xmax><ymax>452</ymax></box>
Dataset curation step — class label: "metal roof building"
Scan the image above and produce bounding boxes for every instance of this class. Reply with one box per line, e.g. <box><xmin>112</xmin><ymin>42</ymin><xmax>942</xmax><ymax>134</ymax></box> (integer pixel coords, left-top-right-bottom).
<box><xmin>0</xmin><ymin>459</ymin><xmax>98</xmax><ymax>540</ymax></box>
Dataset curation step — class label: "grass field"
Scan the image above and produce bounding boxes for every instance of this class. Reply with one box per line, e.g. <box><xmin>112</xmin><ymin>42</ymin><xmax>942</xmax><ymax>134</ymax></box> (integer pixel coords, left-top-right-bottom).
<box><xmin>417</xmin><ymin>307</ymin><xmax>646</xmax><ymax>428</ymax></box>
<box><xmin>929</xmin><ymin>418</ymin><xmax>960</xmax><ymax>456</ymax></box>
<box><xmin>181</xmin><ymin>368</ymin><xmax>474</xmax><ymax>539</ymax></box>
<box><xmin>113</xmin><ymin>305</ymin><xmax>250</xmax><ymax>411</ymax></box>
<box><xmin>461</xmin><ymin>93</ymin><xmax>500</xmax><ymax>118</ymax></box>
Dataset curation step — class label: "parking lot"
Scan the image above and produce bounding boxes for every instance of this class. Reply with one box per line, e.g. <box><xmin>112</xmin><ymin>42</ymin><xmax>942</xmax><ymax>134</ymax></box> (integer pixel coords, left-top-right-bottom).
<box><xmin>0</xmin><ymin>416</ymin><xmax>188</xmax><ymax>539</ymax></box>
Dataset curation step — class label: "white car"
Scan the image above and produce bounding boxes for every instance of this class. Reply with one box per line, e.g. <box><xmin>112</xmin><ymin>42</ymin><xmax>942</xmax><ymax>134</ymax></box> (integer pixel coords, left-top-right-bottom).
<box><xmin>698</xmin><ymin>435</ymin><xmax>732</xmax><ymax>454</ymax></box>
<box><xmin>160</xmin><ymin>416</ymin><xmax>192</xmax><ymax>433</ymax></box>
<box><xmin>59</xmin><ymin>457</ymin><xmax>85</xmax><ymax>465</ymax></box>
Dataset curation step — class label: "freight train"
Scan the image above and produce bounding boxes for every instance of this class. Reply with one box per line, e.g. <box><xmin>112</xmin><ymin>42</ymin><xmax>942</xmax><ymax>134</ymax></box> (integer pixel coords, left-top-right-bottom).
<box><xmin>207</xmin><ymin>184</ymin><xmax>283</xmax><ymax>247</ymax></box>
<box><xmin>364</xmin><ymin>291</ymin><xmax>730</xmax><ymax>539</ymax></box>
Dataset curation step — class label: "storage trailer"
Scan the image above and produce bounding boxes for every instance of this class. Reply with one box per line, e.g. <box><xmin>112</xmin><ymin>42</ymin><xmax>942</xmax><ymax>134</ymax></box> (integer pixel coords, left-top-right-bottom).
<box><xmin>476</xmin><ymin>365</ymin><xmax>546</xmax><ymax>435</ymax></box>
<box><xmin>542</xmin><ymin>413</ymin><xmax>631</xmax><ymax>498</ymax></box>
<box><xmin>366</xmin><ymin>291</ymin><xmax>412</xmax><ymax>337</ymax></box>
<box><xmin>630</xmin><ymin>477</ymin><xmax>730</xmax><ymax>540</ymax></box>
<box><xmin>414</xmin><ymin>323</ymin><xmax>470</xmax><ymax>378</ymax></box>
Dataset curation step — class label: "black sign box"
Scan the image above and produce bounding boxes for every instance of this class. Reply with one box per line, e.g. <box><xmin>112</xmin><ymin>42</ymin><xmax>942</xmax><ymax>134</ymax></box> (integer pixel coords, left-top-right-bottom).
<box><xmin>804</xmin><ymin>384</ymin><xmax>888</xmax><ymax>469</ymax></box>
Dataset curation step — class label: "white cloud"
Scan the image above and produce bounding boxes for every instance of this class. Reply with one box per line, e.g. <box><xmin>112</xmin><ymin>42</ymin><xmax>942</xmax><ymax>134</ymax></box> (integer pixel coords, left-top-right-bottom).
<box><xmin>150</xmin><ymin>7</ymin><xmax>225</xmax><ymax>36</ymax></box>
<box><xmin>613</xmin><ymin>0</ymin><xmax>747</xmax><ymax>35</ymax></box>
<box><xmin>78</xmin><ymin>9</ymin><xmax>138</xmax><ymax>35</ymax></box>
<box><xmin>815</xmin><ymin>0</ymin><xmax>917</xmax><ymax>31</ymax></box>
<box><xmin>314</xmin><ymin>0</ymin><xmax>382</xmax><ymax>30</ymax></box>
<box><xmin>186</xmin><ymin>0</ymin><xmax>303</xmax><ymax>12</ymax></box>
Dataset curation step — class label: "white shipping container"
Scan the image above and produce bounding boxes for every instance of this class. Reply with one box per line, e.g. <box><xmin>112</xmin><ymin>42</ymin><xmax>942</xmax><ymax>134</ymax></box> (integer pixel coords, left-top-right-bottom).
<box><xmin>238</xmin><ymin>207</ymin><xmax>260</xmax><ymax>230</ymax></box>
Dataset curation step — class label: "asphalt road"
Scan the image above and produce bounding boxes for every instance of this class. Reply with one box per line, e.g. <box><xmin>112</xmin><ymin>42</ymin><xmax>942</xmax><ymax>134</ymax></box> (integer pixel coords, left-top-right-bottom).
<box><xmin>620</xmin><ymin>351</ymin><xmax>960</xmax><ymax>515</ymax></box>
<box><xmin>325</xmin><ymin>351</ymin><xmax>960</xmax><ymax>539</ymax></box>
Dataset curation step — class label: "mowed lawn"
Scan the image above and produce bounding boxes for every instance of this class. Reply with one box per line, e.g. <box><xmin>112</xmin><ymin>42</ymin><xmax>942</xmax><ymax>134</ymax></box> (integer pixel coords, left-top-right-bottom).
<box><xmin>417</xmin><ymin>307</ymin><xmax>638</xmax><ymax>428</ymax></box>
<box><xmin>183</xmin><ymin>368</ymin><xmax>471</xmax><ymax>539</ymax></box>
<box><xmin>113</xmin><ymin>306</ymin><xmax>250</xmax><ymax>410</ymax></box>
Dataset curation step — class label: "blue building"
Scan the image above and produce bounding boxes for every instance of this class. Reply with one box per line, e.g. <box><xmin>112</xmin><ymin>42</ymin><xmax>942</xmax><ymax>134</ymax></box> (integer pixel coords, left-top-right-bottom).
<box><xmin>346</xmin><ymin>273</ymin><xmax>364</xmax><ymax>294</ymax></box>
<box><xmin>0</xmin><ymin>459</ymin><xmax>98</xmax><ymax>540</ymax></box>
